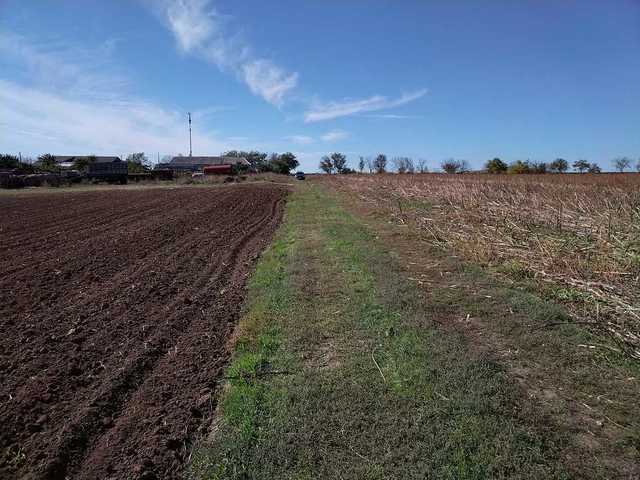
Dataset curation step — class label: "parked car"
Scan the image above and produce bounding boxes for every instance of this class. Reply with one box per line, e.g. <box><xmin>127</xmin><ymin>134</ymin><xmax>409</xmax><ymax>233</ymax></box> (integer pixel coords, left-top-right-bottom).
<box><xmin>295</xmin><ymin>171</ymin><xmax>306</xmax><ymax>180</ymax></box>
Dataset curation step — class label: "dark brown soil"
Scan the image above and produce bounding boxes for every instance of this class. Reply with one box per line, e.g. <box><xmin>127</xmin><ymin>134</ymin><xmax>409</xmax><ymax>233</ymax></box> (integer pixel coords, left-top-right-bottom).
<box><xmin>0</xmin><ymin>184</ymin><xmax>287</xmax><ymax>479</ymax></box>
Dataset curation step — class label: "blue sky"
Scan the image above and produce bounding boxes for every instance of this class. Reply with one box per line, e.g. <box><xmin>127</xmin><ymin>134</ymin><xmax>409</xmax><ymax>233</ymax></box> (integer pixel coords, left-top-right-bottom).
<box><xmin>1</xmin><ymin>0</ymin><xmax>638</xmax><ymax>172</ymax></box>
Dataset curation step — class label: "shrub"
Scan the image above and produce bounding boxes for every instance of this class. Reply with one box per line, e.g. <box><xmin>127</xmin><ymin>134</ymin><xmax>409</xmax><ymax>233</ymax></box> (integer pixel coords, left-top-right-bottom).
<box><xmin>507</xmin><ymin>160</ymin><xmax>530</xmax><ymax>174</ymax></box>
<box><xmin>485</xmin><ymin>158</ymin><xmax>508</xmax><ymax>174</ymax></box>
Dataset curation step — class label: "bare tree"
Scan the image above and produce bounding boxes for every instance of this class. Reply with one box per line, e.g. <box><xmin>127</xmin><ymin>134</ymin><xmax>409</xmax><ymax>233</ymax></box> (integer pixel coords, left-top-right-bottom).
<box><xmin>319</xmin><ymin>155</ymin><xmax>333</xmax><ymax>174</ymax></box>
<box><xmin>441</xmin><ymin>158</ymin><xmax>469</xmax><ymax>174</ymax></box>
<box><xmin>416</xmin><ymin>158</ymin><xmax>428</xmax><ymax>173</ymax></box>
<box><xmin>613</xmin><ymin>157</ymin><xmax>632</xmax><ymax>172</ymax></box>
<box><xmin>392</xmin><ymin>157</ymin><xmax>405</xmax><ymax>173</ymax></box>
<box><xmin>392</xmin><ymin>157</ymin><xmax>415</xmax><ymax>174</ymax></box>
<box><xmin>405</xmin><ymin>157</ymin><xmax>415</xmax><ymax>173</ymax></box>
<box><xmin>366</xmin><ymin>156</ymin><xmax>374</xmax><ymax>173</ymax></box>
<box><xmin>358</xmin><ymin>156</ymin><xmax>365</xmax><ymax>173</ymax></box>
<box><xmin>373</xmin><ymin>154</ymin><xmax>387</xmax><ymax>173</ymax></box>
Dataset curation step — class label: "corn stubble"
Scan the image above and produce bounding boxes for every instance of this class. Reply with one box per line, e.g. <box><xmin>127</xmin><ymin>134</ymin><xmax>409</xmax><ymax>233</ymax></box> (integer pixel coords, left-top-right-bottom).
<box><xmin>324</xmin><ymin>173</ymin><xmax>640</xmax><ymax>359</ymax></box>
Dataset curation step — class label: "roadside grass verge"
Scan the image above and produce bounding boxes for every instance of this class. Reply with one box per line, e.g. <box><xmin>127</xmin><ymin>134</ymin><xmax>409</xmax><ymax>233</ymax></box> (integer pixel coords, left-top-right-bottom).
<box><xmin>188</xmin><ymin>185</ymin><xmax>577</xmax><ymax>479</ymax></box>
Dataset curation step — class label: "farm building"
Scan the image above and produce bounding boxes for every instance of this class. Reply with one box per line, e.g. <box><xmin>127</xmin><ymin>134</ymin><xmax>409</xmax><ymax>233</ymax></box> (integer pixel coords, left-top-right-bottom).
<box><xmin>54</xmin><ymin>156</ymin><xmax>128</xmax><ymax>182</ymax></box>
<box><xmin>53</xmin><ymin>156</ymin><xmax>122</xmax><ymax>169</ymax></box>
<box><xmin>156</xmin><ymin>156</ymin><xmax>250</xmax><ymax>173</ymax></box>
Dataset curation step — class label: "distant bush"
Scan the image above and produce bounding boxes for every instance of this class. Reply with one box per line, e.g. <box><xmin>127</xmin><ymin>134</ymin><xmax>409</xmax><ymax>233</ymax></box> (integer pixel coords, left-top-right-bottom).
<box><xmin>507</xmin><ymin>160</ymin><xmax>530</xmax><ymax>174</ymax></box>
<box><xmin>35</xmin><ymin>153</ymin><xmax>58</xmax><ymax>172</ymax></box>
<box><xmin>392</xmin><ymin>157</ymin><xmax>415</xmax><ymax>174</ymax></box>
<box><xmin>0</xmin><ymin>154</ymin><xmax>36</xmax><ymax>173</ymax></box>
<box><xmin>529</xmin><ymin>161</ymin><xmax>548</xmax><ymax>174</ymax></box>
<box><xmin>485</xmin><ymin>158</ymin><xmax>508</xmax><ymax>174</ymax></box>
<box><xmin>549</xmin><ymin>158</ymin><xmax>569</xmax><ymax>173</ymax></box>
<box><xmin>441</xmin><ymin>159</ymin><xmax>469</xmax><ymax>174</ymax></box>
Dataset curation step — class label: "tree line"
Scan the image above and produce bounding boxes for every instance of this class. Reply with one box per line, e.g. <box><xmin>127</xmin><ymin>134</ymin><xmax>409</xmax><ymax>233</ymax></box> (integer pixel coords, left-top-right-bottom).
<box><xmin>318</xmin><ymin>153</ymin><xmax>640</xmax><ymax>174</ymax></box>
<box><xmin>0</xmin><ymin>152</ymin><xmax>152</xmax><ymax>174</ymax></box>
<box><xmin>1</xmin><ymin>151</ymin><xmax>301</xmax><ymax>176</ymax></box>
<box><xmin>223</xmin><ymin>151</ymin><xmax>299</xmax><ymax>175</ymax></box>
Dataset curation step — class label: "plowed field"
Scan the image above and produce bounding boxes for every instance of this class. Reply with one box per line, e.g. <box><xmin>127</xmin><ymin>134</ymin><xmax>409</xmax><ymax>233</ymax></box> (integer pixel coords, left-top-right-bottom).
<box><xmin>0</xmin><ymin>184</ymin><xmax>287</xmax><ymax>479</ymax></box>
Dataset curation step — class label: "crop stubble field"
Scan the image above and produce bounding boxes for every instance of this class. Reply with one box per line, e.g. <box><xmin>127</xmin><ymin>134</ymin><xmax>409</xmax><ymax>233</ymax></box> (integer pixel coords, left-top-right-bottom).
<box><xmin>321</xmin><ymin>173</ymin><xmax>640</xmax><ymax>358</ymax></box>
<box><xmin>0</xmin><ymin>184</ymin><xmax>287</xmax><ymax>479</ymax></box>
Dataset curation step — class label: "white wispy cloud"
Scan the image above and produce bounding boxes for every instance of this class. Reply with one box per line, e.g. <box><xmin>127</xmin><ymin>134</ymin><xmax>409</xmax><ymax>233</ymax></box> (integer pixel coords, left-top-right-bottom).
<box><xmin>159</xmin><ymin>0</ymin><xmax>298</xmax><ymax>106</ymax></box>
<box><xmin>285</xmin><ymin>135</ymin><xmax>315</xmax><ymax>145</ymax></box>
<box><xmin>0</xmin><ymin>30</ymin><xmax>237</xmax><ymax>156</ymax></box>
<box><xmin>0</xmin><ymin>79</ymin><xmax>232</xmax><ymax>157</ymax></box>
<box><xmin>0</xmin><ymin>30</ymin><xmax>128</xmax><ymax>99</ymax></box>
<box><xmin>304</xmin><ymin>89</ymin><xmax>428</xmax><ymax>123</ymax></box>
<box><xmin>284</xmin><ymin>130</ymin><xmax>349</xmax><ymax>145</ymax></box>
<box><xmin>363</xmin><ymin>113</ymin><xmax>423</xmax><ymax>119</ymax></box>
<box><xmin>166</xmin><ymin>0</ymin><xmax>218</xmax><ymax>52</ymax></box>
<box><xmin>321</xmin><ymin>130</ymin><xmax>350</xmax><ymax>142</ymax></box>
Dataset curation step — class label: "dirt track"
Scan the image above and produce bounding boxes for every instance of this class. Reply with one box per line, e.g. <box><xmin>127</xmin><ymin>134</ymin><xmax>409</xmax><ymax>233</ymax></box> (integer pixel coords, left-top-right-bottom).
<box><xmin>0</xmin><ymin>184</ymin><xmax>287</xmax><ymax>479</ymax></box>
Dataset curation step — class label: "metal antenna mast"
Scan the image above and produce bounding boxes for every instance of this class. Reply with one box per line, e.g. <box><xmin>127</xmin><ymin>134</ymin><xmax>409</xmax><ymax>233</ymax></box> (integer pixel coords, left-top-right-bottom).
<box><xmin>188</xmin><ymin>112</ymin><xmax>193</xmax><ymax>157</ymax></box>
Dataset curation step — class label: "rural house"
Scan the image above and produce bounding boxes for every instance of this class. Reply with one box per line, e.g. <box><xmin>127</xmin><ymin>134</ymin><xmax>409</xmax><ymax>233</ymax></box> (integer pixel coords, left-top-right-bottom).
<box><xmin>54</xmin><ymin>156</ymin><xmax>127</xmax><ymax>182</ymax></box>
<box><xmin>157</xmin><ymin>156</ymin><xmax>250</xmax><ymax>173</ymax></box>
<box><xmin>53</xmin><ymin>156</ymin><xmax>124</xmax><ymax>170</ymax></box>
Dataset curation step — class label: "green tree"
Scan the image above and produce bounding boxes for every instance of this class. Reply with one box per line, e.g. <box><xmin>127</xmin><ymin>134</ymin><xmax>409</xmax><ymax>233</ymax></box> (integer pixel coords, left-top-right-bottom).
<box><xmin>269</xmin><ymin>152</ymin><xmax>299</xmax><ymax>174</ymax></box>
<box><xmin>485</xmin><ymin>158</ymin><xmax>507</xmax><ymax>174</ymax></box>
<box><xmin>330</xmin><ymin>152</ymin><xmax>347</xmax><ymax>174</ymax></box>
<box><xmin>224</xmin><ymin>150</ymin><xmax>269</xmax><ymax>172</ymax></box>
<box><xmin>588</xmin><ymin>162</ymin><xmax>601</xmax><ymax>173</ymax></box>
<box><xmin>530</xmin><ymin>161</ymin><xmax>547</xmax><ymax>174</ymax></box>
<box><xmin>358</xmin><ymin>156</ymin><xmax>365</xmax><ymax>173</ymax></box>
<box><xmin>374</xmin><ymin>154</ymin><xmax>387</xmax><ymax>173</ymax></box>
<box><xmin>613</xmin><ymin>157</ymin><xmax>631</xmax><ymax>172</ymax></box>
<box><xmin>508</xmin><ymin>160</ymin><xmax>531</xmax><ymax>174</ymax></box>
<box><xmin>549</xmin><ymin>158</ymin><xmax>568</xmax><ymax>173</ymax></box>
<box><xmin>73</xmin><ymin>155</ymin><xmax>97</xmax><ymax>172</ymax></box>
<box><xmin>319</xmin><ymin>155</ymin><xmax>333</xmax><ymax>174</ymax></box>
<box><xmin>36</xmin><ymin>153</ymin><xmax>58</xmax><ymax>172</ymax></box>
<box><xmin>126</xmin><ymin>153</ymin><xmax>149</xmax><ymax>173</ymax></box>
<box><xmin>573</xmin><ymin>159</ymin><xmax>590</xmax><ymax>173</ymax></box>
<box><xmin>0</xmin><ymin>154</ymin><xmax>19</xmax><ymax>169</ymax></box>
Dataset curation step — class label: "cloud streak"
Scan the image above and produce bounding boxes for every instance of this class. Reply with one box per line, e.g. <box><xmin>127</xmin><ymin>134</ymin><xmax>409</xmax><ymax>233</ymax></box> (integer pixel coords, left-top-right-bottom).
<box><xmin>285</xmin><ymin>135</ymin><xmax>315</xmax><ymax>145</ymax></box>
<box><xmin>0</xmin><ymin>30</ymin><xmax>128</xmax><ymax>100</ymax></box>
<box><xmin>0</xmin><ymin>79</ymin><xmax>233</xmax><ymax>157</ymax></box>
<box><xmin>304</xmin><ymin>89</ymin><xmax>427</xmax><ymax>123</ymax></box>
<box><xmin>160</xmin><ymin>0</ymin><xmax>298</xmax><ymax>106</ymax></box>
<box><xmin>320</xmin><ymin>129</ymin><xmax>349</xmax><ymax>142</ymax></box>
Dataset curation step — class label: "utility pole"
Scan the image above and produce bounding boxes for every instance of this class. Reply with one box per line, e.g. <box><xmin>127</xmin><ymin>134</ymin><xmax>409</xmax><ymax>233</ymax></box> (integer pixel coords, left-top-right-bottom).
<box><xmin>188</xmin><ymin>112</ymin><xmax>192</xmax><ymax>158</ymax></box>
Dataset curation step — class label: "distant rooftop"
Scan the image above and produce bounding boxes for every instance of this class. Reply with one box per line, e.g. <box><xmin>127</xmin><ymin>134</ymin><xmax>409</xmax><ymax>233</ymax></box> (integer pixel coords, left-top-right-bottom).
<box><xmin>169</xmin><ymin>156</ymin><xmax>250</xmax><ymax>166</ymax></box>
<box><xmin>54</xmin><ymin>156</ymin><xmax>122</xmax><ymax>164</ymax></box>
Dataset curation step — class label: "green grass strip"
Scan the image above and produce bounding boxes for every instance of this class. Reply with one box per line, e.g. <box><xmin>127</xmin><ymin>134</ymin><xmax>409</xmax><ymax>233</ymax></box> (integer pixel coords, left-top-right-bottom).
<box><xmin>188</xmin><ymin>185</ymin><xmax>569</xmax><ymax>479</ymax></box>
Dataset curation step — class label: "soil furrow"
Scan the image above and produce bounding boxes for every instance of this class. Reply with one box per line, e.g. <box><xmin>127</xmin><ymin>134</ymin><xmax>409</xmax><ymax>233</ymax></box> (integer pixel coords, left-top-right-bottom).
<box><xmin>0</xmin><ymin>184</ymin><xmax>288</xmax><ymax>479</ymax></box>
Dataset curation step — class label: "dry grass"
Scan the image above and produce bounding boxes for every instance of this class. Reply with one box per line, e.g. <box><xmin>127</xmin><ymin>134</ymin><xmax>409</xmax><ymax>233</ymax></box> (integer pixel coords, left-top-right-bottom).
<box><xmin>319</xmin><ymin>173</ymin><xmax>640</xmax><ymax>358</ymax></box>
